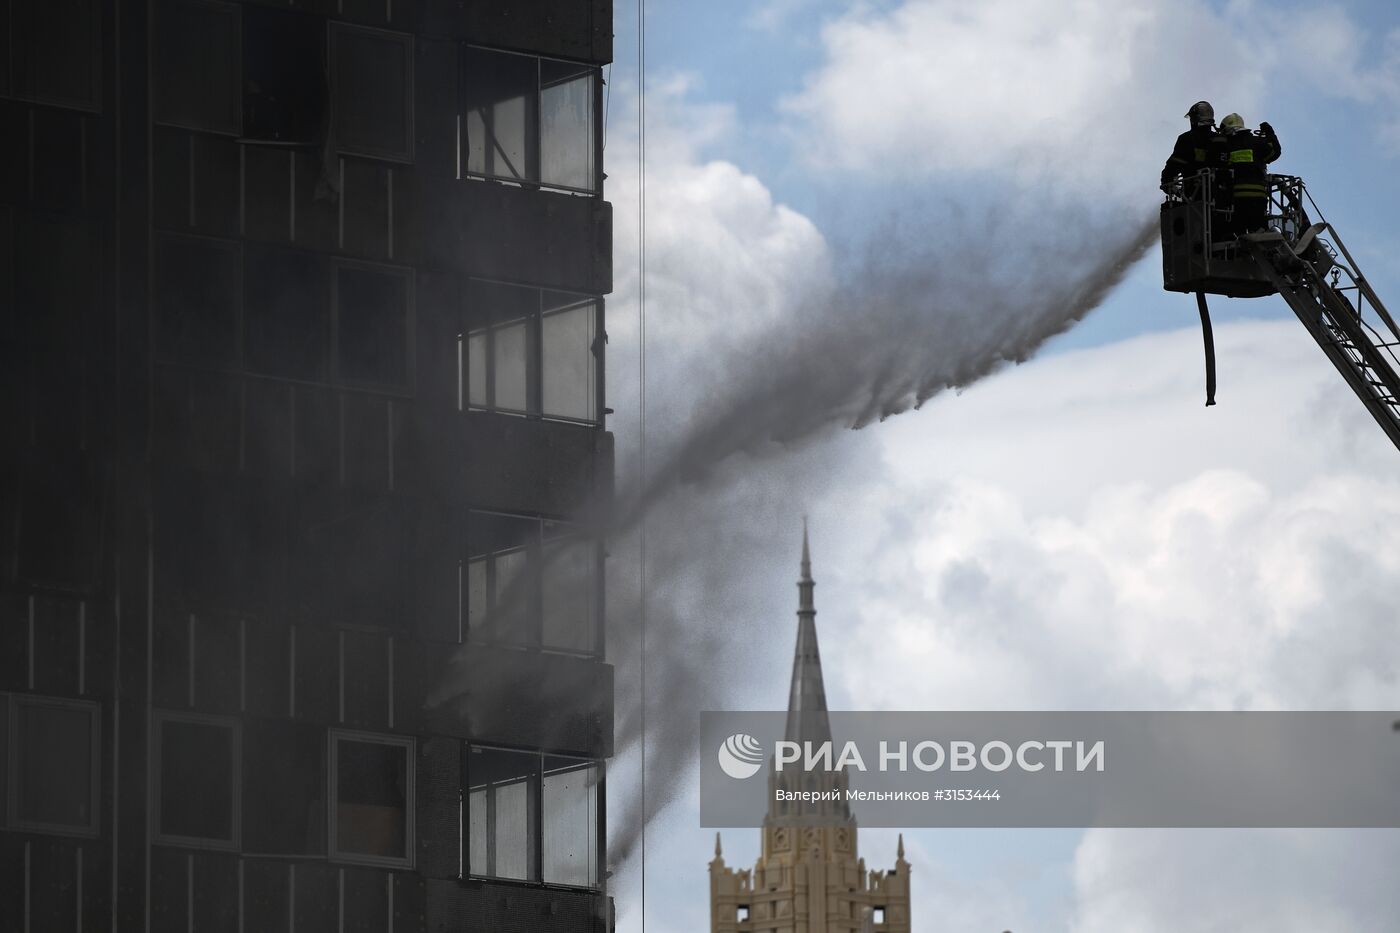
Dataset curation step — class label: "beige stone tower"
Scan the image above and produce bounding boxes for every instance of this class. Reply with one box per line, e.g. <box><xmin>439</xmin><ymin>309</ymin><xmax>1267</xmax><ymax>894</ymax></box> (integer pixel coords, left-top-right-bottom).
<box><xmin>710</xmin><ymin>526</ymin><xmax>912</xmax><ymax>933</ymax></box>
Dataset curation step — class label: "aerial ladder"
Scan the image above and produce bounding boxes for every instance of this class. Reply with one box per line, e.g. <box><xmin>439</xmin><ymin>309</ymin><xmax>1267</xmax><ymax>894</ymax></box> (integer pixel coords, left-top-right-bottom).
<box><xmin>1161</xmin><ymin>172</ymin><xmax>1400</xmax><ymax>452</ymax></box>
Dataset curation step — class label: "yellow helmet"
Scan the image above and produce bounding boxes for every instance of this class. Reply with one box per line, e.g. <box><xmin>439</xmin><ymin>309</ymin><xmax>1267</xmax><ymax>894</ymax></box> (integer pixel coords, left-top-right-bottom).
<box><xmin>1220</xmin><ymin>113</ymin><xmax>1246</xmax><ymax>134</ymax></box>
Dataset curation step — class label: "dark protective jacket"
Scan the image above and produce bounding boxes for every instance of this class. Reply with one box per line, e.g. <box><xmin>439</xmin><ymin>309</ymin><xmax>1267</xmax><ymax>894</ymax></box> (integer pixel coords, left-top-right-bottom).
<box><xmin>1161</xmin><ymin>125</ymin><xmax>1225</xmax><ymax>190</ymax></box>
<box><xmin>1220</xmin><ymin>123</ymin><xmax>1282</xmax><ymax>200</ymax></box>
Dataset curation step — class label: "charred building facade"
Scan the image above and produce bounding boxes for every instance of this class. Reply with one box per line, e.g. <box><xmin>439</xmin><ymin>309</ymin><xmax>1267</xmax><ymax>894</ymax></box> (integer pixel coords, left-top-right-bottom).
<box><xmin>1</xmin><ymin>1</ymin><xmax>614</xmax><ymax>930</ymax></box>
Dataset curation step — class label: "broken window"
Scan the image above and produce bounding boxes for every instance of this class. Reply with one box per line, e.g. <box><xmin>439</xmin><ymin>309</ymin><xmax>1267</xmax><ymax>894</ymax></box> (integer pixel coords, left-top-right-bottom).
<box><xmin>154</xmin><ymin>712</ymin><xmax>239</xmax><ymax>848</ymax></box>
<box><xmin>465</xmin><ymin>512</ymin><xmax>601</xmax><ymax>655</ymax></box>
<box><xmin>462</xmin><ymin>280</ymin><xmax>601</xmax><ymax>423</ymax></box>
<box><xmin>335</xmin><ymin>261</ymin><xmax>413</xmax><ymax>389</ymax></box>
<box><xmin>331</xmin><ymin>25</ymin><xmax>413</xmax><ymax>161</ymax></box>
<box><xmin>330</xmin><ymin>731</ymin><xmax>413</xmax><ymax>867</ymax></box>
<box><xmin>465</xmin><ymin>746</ymin><xmax>600</xmax><ymax>888</ymax></box>
<box><xmin>241</xmin><ymin>5</ymin><xmax>326</xmax><ymax>145</ymax></box>
<box><xmin>11</xmin><ymin>695</ymin><xmax>99</xmax><ymax>835</ymax></box>
<box><xmin>462</xmin><ymin>46</ymin><xmax>599</xmax><ymax>194</ymax></box>
<box><xmin>154</xmin><ymin>0</ymin><xmax>241</xmax><ymax>134</ymax></box>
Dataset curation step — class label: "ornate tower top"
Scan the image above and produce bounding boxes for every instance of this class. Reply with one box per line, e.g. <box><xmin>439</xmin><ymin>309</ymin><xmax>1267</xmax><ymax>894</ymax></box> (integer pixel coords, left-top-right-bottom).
<box><xmin>711</xmin><ymin>524</ymin><xmax>912</xmax><ymax>933</ymax></box>
<box><xmin>768</xmin><ymin>524</ymin><xmax>851</xmax><ymax>827</ymax></box>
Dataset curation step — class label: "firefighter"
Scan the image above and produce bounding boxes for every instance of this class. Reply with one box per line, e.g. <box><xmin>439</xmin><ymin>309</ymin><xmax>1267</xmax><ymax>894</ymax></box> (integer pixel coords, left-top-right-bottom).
<box><xmin>1160</xmin><ymin>101</ymin><xmax>1224</xmax><ymax>198</ymax></box>
<box><xmin>1218</xmin><ymin>113</ymin><xmax>1281</xmax><ymax>235</ymax></box>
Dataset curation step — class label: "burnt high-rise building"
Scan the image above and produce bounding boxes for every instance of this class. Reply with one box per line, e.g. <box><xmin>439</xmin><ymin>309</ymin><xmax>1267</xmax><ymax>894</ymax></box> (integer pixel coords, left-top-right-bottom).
<box><xmin>0</xmin><ymin>2</ymin><xmax>615</xmax><ymax>930</ymax></box>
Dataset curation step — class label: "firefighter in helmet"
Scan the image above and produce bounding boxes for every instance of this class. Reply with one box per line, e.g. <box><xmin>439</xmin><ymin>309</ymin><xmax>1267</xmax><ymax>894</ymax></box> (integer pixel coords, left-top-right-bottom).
<box><xmin>1217</xmin><ymin>113</ymin><xmax>1281</xmax><ymax>236</ymax></box>
<box><xmin>1161</xmin><ymin>101</ymin><xmax>1224</xmax><ymax>198</ymax></box>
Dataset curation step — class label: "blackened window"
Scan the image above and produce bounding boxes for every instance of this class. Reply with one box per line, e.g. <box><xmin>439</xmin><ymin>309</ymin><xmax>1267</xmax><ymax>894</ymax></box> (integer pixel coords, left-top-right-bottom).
<box><xmin>243</xmin><ymin>719</ymin><xmax>325</xmax><ymax>855</ymax></box>
<box><xmin>241</xmin><ymin>5</ymin><xmax>326</xmax><ymax>145</ymax></box>
<box><xmin>335</xmin><ymin>262</ymin><xmax>412</xmax><ymax>389</ymax></box>
<box><xmin>244</xmin><ymin>247</ymin><xmax>329</xmax><ymax>380</ymax></box>
<box><xmin>462</xmin><ymin>46</ymin><xmax>599</xmax><ymax>194</ymax></box>
<box><xmin>154</xmin><ymin>0</ymin><xmax>241</xmax><ymax>134</ymax></box>
<box><xmin>9</xmin><ymin>0</ymin><xmax>99</xmax><ymax>110</ymax></box>
<box><xmin>465</xmin><ymin>512</ymin><xmax>600</xmax><ymax>656</ymax></box>
<box><xmin>154</xmin><ymin>712</ymin><xmax>239</xmax><ymax>848</ymax></box>
<box><xmin>11</xmin><ymin>695</ymin><xmax>99</xmax><ymax>834</ymax></box>
<box><xmin>331</xmin><ymin>25</ymin><xmax>414</xmax><ymax>161</ymax></box>
<box><xmin>465</xmin><ymin>747</ymin><xmax>600</xmax><ymax>888</ymax></box>
<box><xmin>329</xmin><ymin>731</ymin><xmax>413</xmax><ymax>867</ymax></box>
<box><xmin>462</xmin><ymin>280</ymin><xmax>601</xmax><ymax>424</ymax></box>
<box><xmin>155</xmin><ymin>234</ymin><xmax>242</xmax><ymax>367</ymax></box>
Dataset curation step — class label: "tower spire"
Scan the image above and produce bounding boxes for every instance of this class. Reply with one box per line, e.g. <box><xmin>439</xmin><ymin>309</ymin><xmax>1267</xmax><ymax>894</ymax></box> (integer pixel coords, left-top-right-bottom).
<box><xmin>785</xmin><ymin>521</ymin><xmax>830</xmax><ymax>747</ymax></box>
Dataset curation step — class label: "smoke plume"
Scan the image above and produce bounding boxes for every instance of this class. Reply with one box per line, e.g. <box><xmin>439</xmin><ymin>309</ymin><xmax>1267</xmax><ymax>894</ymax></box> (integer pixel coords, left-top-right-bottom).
<box><xmin>603</xmin><ymin>205</ymin><xmax>1159</xmax><ymax>866</ymax></box>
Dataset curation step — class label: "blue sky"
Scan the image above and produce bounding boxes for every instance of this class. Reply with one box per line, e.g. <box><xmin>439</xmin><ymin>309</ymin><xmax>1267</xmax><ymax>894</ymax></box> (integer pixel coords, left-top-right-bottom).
<box><xmin>597</xmin><ymin>2</ymin><xmax>1400</xmax><ymax>930</ymax></box>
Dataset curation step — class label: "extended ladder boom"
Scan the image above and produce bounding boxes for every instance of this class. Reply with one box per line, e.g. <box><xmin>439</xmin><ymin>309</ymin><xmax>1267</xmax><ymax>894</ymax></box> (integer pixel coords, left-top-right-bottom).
<box><xmin>1242</xmin><ymin>182</ymin><xmax>1400</xmax><ymax>453</ymax></box>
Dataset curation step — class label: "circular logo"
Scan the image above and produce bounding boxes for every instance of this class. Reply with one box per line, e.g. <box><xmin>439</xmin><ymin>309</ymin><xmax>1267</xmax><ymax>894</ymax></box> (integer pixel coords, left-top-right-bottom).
<box><xmin>717</xmin><ymin>733</ymin><xmax>764</xmax><ymax>779</ymax></box>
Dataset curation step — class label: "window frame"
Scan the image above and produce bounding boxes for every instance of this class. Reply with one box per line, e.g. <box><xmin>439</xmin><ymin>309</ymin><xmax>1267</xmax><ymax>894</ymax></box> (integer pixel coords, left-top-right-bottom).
<box><xmin>462</xmin><ymin>744</ymin><xmax>604</xmax><ymax>891</ymax></box>
<box><xmin>462</xmin><ymin>510</ymin><xmax>603</xmax><ymax>657</ymax></box>
<box><xmin>330</xmin><ymin>22</ymin><xmax>415</xmax><ymax>164</ymax></box>
<box><xmin>327</xmin><ymin>728</ymin><xmax>416</xmax><ymax>870</ymax></box>
<box><xmin>6</xmin><ymin>693</ymin><xmax>101</xmax><ymax>838</ymax></box>
<box><xmin>458</xmin><ymin>44</ymin><xmax>603</xmax><ymax>196</ymax></box>
<box><xmin>459</xmin><ymin>279</ymin><xmax>605</xmax><ymax>426</ymax></box>
<box><xmin>151</xmin><ymin>708</ymin><xmax>242</xmax><ymax>851</ymax></box>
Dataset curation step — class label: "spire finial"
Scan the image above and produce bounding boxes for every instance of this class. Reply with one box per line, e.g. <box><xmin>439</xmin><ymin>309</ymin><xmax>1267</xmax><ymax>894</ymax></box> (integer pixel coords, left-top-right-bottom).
<box><xmin>801</xmin><ymin>516</ymin><xmax>811</xmax><ymax>580</ymax></box>
<box><xmin>715</xmin><ymin>832</ymin><xmax>722</xmax><ymax>857</ymax></box>
<box><xmin>798</xmin><ymin>520</ymin><xmax>815</xmax><ymax>616</ymax></box>
<box><xmin>897</xmin><ymin>833</ymin><xmax>905</xmax><ymax>859</ymax></box>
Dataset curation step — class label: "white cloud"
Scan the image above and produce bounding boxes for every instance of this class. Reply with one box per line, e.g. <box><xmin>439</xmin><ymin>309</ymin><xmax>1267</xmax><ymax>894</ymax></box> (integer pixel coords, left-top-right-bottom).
<box><xmin>822</xmin><ymin>321</ymin><xmax>1400</xmax><ymax>714</ymax></box>
<box><xmin>781</xmin><ymin>0</ymin><xmax>1269</xmax><ymax>197</ymax></box>
<box><xmin>1070</xmin><ymin>829</ymin><xmax>1400</xmax><ymax>932</ymax></box>
<box><xmin>798</xmin><ymin>320</ymin><xmax>1400</xmax><ymax>930</ymax></box>
<box><xmin>746</xmin><ymin>0</ymin><xmax>819</xmax><ymax>34</ymax></box>
<box><xmin>605</xmin><ymin>76</ymin><xmax>835</xmax><ymax>458</ymax></box>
